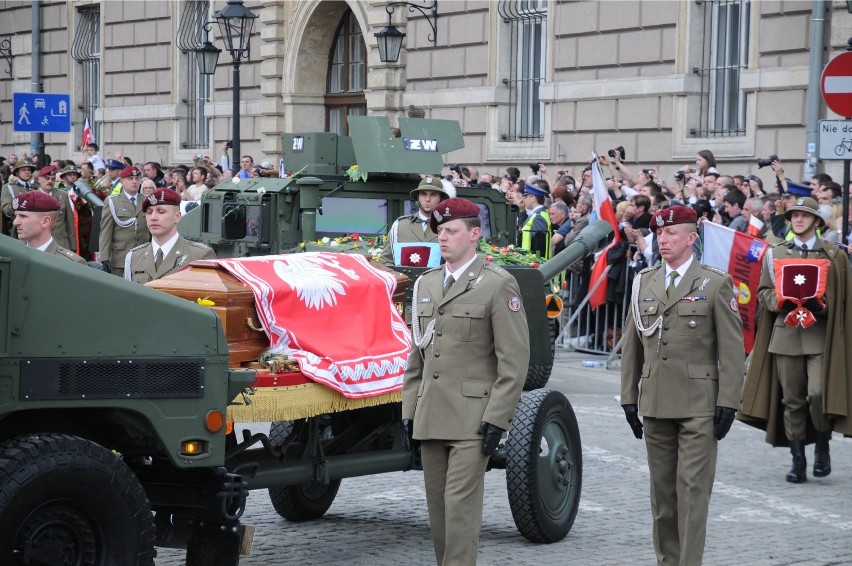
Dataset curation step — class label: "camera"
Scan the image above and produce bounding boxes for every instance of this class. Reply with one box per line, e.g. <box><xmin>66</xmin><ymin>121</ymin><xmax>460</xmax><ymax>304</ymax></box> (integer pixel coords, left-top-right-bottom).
<box><xmin>642</xmin><ymin>168</ymin><xmax>653</xmax><ymax>176</ymax></box>
<box><xmin>756</xmin><ymin>154</ymin><xmax>778</xmax><ymax>168</ymax></box>
<box><xmin>449</xmin><ymin>163</ymin><xmax>461</xmax><ymax>173</ymax></box>
<box><xmin>674</xmin><ymin>171</ymin><xmax>685</xmax><ymax>181</ymax></box>
<box><xmin>607</xmin><ymin>146</ymin><xmax>626</xmax><ymax>161</ymax></box>
<box><xmin>225</xmin><ymin>140</ymin><xmax>232</xmax><ymax>149</ymax></box>
<box><xmin>556</xmin><ymin>169</ymin><xmax>565</xmax><ymax>177</ymax></box>
<box><xmin>194</xmin><ymin>154</ymin><xmax>203</xmax><ymax>160</ymax></box>
<box><xmin>529</xmin><ymin>162</ymin><xmax>542</xmax><ymax>173</ymax></box>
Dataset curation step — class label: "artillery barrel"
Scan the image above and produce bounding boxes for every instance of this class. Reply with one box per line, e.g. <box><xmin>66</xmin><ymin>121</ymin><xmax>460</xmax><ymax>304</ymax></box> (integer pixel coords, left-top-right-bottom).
<box><xmin>73</xmin><ymin>180</ymin><xmax>105</xmax><ymax>208</ymax></box>
<box><xmin>537</xmin><ymin>221</ymin><xmax>614</xmax><ymax>282</ymax></box>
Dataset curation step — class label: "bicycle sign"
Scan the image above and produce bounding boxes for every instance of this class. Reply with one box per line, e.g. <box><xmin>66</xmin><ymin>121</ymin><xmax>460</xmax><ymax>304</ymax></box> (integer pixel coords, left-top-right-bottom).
<box><xmin>818</xmin><ymin>119</ymin><xmax>852</xmax><ymax>161</ymax></box>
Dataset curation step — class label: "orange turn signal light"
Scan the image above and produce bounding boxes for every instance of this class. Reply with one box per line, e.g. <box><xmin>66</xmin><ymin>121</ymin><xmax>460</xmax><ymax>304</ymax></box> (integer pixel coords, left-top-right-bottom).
<box><xmin>181</xmin><ymin>440</ymin><xmax>203</xmax><ymax>456</ymax></box>
<box><xmin>205</xmin><ymin>410</ymin><xmax>225</xmax><ymax>433</ymax></box>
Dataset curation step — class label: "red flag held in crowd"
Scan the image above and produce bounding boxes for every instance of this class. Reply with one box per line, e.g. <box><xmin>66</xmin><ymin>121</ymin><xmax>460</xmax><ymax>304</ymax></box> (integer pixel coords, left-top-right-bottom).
<box><xmin>81</xmin><ymin>117</ymin><xmax>94</xmax><ymax>149</ymax></box>
<box><xmin>701</xmin><ymin>221</ymin><xmax>768</xmax><ymax>353</ymax></box>
<box><xmin>588</xmin><ymin>154</ymin><xmax>621</xmax><ymax>310</ymax></box>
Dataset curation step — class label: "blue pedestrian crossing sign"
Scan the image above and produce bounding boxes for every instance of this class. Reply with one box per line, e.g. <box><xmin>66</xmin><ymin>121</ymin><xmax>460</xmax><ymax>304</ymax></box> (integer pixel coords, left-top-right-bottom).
<box><xmin>12</xmin><ymin>92</ymin><xmax>72</xmax><ymax>133</ymax></box>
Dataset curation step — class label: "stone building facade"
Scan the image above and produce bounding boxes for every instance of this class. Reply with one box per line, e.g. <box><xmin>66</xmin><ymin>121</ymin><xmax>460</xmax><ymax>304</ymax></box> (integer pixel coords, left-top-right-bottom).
<box><xmin>0</xmin><ymin>0</ymin><xmax>850</xmax><ymax>183</ymax></box>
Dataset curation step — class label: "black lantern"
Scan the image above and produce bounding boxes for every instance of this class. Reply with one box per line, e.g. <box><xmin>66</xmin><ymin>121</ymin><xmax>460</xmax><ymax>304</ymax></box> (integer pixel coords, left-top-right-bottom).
<box><xmin>196</xmin><ymin>37</ymin><xmax>221</xmax><ymax>76</ymax></box>
<box><xmin>374</xmin><ymin>1</ymin><xmax>438</xmax><ymax>64</ymax></box>
<box><xmin>214</xmin><ymin>0</ymin><xmax>258</xmax><ymax>57</ymax></box>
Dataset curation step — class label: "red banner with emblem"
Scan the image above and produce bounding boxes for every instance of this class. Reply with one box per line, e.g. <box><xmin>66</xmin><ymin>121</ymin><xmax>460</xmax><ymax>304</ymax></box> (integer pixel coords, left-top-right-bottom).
<box><xmin>213</xmin><ymin>253</ymin><xmax>411</xmax><ymax>398</ymax></box>
<box><xmin>773</xmin><ymin>258</ymin><xmax>830</xmax><ymax>328</ymax></box>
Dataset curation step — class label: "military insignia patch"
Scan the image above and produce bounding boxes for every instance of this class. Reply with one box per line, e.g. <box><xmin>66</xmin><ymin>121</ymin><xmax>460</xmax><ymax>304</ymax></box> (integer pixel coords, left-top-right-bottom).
<box><xmin>729</xmin><ymin>297</ymin><xmax>739</xmax><ymax>312</ymax></box>
<box><xmin>655</xmin><ymin>214</ymin><xmax>664</xmax><ymax>227</ymax></box>
<box><xmin>148</xmin><ymin>194</ymin><xmax>157</xmax><ymax>205</ymax></box>
<box><xmin>11</xmin><ymin>197</ymin><xmax>18</xmax><ymax>210</ymax></box>
<box><xmin>508</xmin><ymin>296</ymin><xmax>521</xmax><ymax>312</ymax></box>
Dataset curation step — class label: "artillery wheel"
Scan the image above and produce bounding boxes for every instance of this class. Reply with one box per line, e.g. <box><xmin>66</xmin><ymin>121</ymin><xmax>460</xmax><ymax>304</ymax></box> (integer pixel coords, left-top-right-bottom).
<box><xmin>268</xmin><ymin>420</ymin><xmax>342</xmax><ymax>522</ymax></box>
<box><xmin>505</xmin><ymin>389</ymin><xmax>582</xmax><ymax>543</ymax></box>
<box><xmin>0</xmin><ymin>433</ymin><xmax>156</xmax><ymax>565</ymax></box>
<box><xmin>523</xmin><ymin>318</ymin><xmax>557</xmax><ymax>390</ymax></box>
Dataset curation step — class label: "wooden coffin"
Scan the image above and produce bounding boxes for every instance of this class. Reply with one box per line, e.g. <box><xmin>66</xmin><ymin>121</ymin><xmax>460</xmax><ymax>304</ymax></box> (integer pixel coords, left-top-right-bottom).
<box><xmin>146</xmin><ymin>259</ymin><xmax>267</xmax><ymax>366</ymax></box>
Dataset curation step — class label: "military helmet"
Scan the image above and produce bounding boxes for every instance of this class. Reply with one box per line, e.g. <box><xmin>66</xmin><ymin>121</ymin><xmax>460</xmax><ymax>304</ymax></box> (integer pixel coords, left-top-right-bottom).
<box><xmin>783</xmin><ymin>196</ymin><xmax>824</xmax><ymax>227</ymax></box>
<box><xmin>410</xmin><ymin>175</ymin><xmax>455</xmax><ymax>201</ymax></box>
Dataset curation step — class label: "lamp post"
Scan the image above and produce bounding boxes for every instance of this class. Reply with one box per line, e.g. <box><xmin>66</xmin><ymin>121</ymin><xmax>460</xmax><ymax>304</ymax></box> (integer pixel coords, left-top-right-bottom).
<box><xmin>374</xmin><ymin>1</ymin><xmax>438</xmax><ymax>63</ymax></box>
<box><xmin>194</xmin><ymin>25</ymin><xmax>222</xmax><ymax>76</ymax></box>
<box><xmin>214</xmin><ymin>0</ymin><xmax>257</xmax><ymax>172</ymax></box>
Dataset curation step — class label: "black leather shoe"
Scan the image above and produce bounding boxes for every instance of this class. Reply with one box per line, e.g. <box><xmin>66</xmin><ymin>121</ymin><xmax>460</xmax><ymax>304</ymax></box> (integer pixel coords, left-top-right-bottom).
<box><xmin>786</xmin><ymin>439</ymin><xmax>807</xmax><ymax>483</ymax></box>
<box><xmin>813</xmin><ymin>431</ymin><xmax>831</xmax><ymax>478</ymax></box>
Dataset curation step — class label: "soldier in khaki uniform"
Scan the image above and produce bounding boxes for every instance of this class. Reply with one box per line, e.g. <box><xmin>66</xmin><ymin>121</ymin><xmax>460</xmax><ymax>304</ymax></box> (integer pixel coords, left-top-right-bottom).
<box><xmin>1</xmin><ymin>158</ymin><xmax>36</xmax><ymax>236</ymax></box>
<box><xmin>125</xmin><ymin>188</ymin><xmax>215</xmax><ymax>284</ymax></box>
<box><xmin>401</xmin><ymin>197</ymin><xmax>529</xmax><ymax>566</ymax></box>
<box><xmin>740</xmin><ymin>197</ymin><xmax>852</xmax><ymax>483</ymax></box>
<box><xmin>34</xmin><ymin>165</ymin><xmax>77</xmax><ymax>252</ymax></box>
<box><xmin>98</xmin><ymin>166</ymin><xmax>150</xmax><ymax>277</ymax></box>
<box><xmin>380</xmin><ymin>176</ymin><xmax>455</xmax><ymax>267</ymax></box>
<box><xmin>11</xmin><ymin>190</ymin><xmax>86</xmax><ymax>264</ymax></box>
<box><xmin>621</xmin><ymin>205</ymin><xmax>744</xmax><ymax>566</ymax></box>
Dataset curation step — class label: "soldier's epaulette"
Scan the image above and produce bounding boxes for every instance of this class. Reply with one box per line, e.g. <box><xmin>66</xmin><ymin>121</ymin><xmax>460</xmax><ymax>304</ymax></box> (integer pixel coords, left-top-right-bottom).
<box><xmin>421</xmin><ymin>265</ymin><xmax>443</xmax><ymax>276</ymax></box>
<box><xmin>129</xmin><ymin>242</ymin><xmax>149</xmax><ymax>253</ymax></box>
<box><xmin>701</xmin><ymin>264</ymin><xmax>728</xmax><ymax>277</ymax></box>
<box><xmin>482</xmin><ymin>262</ymin><xmax>512</xmax><ymax>278</ymax></box>
<box><xmin>58</xmin><ymin>247</ymin><xmax>77</xmax><ymax>259</ymax></box>
<box><xmin>186</xmin><ymin>240</ymin><xmax>213</xmax><ymax>251</ymax></box>
<box><xmin>638</xmin><ymin>264</ymin><xmax>660</xmax><ymax>275</ymax></box>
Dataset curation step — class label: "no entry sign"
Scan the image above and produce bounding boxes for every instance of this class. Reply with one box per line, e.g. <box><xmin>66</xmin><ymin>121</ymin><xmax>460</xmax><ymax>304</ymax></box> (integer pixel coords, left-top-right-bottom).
<box><xmin>821</xmin><ymin>52</ymin><xmax>852</xmax><ymax>117</ymax></box>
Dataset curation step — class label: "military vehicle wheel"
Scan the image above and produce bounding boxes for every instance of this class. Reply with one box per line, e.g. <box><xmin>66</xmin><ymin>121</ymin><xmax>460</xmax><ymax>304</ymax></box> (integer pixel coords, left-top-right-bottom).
<box><xmin>505</xmin><ymin>389</ymin><xmax>582</xmax><ymax>543</ymax></box>
<box><xmin>523</xmin><ymin>318</ymin><xmax>557</xmax><ymax>390</ymax></box>
<box><xmin>0</xmin><ymin>433</ymin><xmax>156</xmax><ymax>565</ymax></box>
<box><xmin>268</xmin><ymin>420</ymin><xmax>342</xmax><ymax>522</ymax></box>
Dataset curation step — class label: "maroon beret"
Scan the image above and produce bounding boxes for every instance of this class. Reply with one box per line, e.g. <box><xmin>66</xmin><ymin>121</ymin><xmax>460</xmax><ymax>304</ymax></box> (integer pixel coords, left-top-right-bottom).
<box><xmin>429</xmin><ymin>197</ymin><xmax>481</xmax><ymax>233</ymax></box>
<box><xmin>142</xmin><ymin>188</ymin><xmax>182</xmax><ymax>212</ymax></box>
<box><xmin>13</xmin><ymin>190</ymin><xmax>60</xmax><ymax>212</ymax></box>
<box><xmin>38</xmin><ymin>165</ymin><xmax>58</xmax><ymax>177</ymax></box>
<box><xmin>119</xmin><ymin>166</ymin><xmax>143</xmax><ymax>179</ymax></box>
<box><xmin>652</xmin><ymin>205</ymin><xmax>698</xmax><ymax>232</ymax></box>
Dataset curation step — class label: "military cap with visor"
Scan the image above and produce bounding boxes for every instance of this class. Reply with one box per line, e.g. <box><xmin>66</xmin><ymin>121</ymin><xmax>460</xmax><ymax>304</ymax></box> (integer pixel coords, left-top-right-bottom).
<box><xmin>652</xmin><ymin>204</ymin><xmax>698</xmax><ymax>232</ymax></box>
<box><xmin>783</xmin><ymin>181</ymin><xmax>811</xmax><ymax>197</ymax></box>
<box><xmin>12</xmin><ymin>158</ymin><xmax>36</xmax><ymax>174</ymax></box>
<box><xmin>410</xmin><ymin>175</ymin><xmax>455</xmax><ymax>200</ymax></box>
<box><xmin>105</xmin><ymin>159</ymin><xmax>125</xmax><ymax>170</ymax></box>
<box><xmin>429</xmin><ymin>197</ymin><xmax>481</xmax><ymax>233</ymax></box>
<box><xmin>58</xmin><ymin>165</ymin><xmax>81</xmax><ymax>180</ymax></box>
<box><xmin>142</xmin><ymin>188</ymin><xmax>182</xmax><ymax>212</ymax></box>
<box><xmin>523</xmin><ymin>184</ymin><xmax>548</xmax><ymax>198</ymax></box>
<box><xmin>783</xmin><ymin>196</ymin><xmax>824</xmax><ymax>228</ymax></box>
<box><xmin>12</xmin><ymin>190</ymin><xmax>61</xmax><ymax>212</ymax></box>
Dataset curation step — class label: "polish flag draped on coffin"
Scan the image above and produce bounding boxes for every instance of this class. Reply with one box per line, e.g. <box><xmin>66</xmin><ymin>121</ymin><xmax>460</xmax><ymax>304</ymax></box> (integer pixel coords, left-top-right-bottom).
<box><xmin>701</xmin><ymin>221</ymin><xmax>768</xmax><ymax>353</ymax></box>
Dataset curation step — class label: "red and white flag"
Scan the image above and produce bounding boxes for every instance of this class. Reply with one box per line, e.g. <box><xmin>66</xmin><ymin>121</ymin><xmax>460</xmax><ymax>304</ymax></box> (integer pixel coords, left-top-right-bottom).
<box><xmin>588</xmin><ymin>154</ymin><xmax>621</xmax><ymax>310</ymax></box>
<box><xmin>81</xmin><ymin>117</ymin><xmax>94</xmax><ymax>150</ymax></box>
<box><xmin>701</xmin><ymin>221</ymin><xmax>768</xmax><ymax>353</ymax></box>
<box><xmin>747</xmin><ymin>214</ymin><xmax>764</xmax><ymax>237</ymax></box>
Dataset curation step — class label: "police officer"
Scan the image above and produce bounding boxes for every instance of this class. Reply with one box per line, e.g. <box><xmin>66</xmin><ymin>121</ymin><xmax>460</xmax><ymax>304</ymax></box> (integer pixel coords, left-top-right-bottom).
<box><xmin>98</xmin><ymin>166</ymin><xmax>150</xmax><ymax>277</ymax></box>
<box><xmin>401</xmin><ymin>197</ymin><xmax>529</xmax><ymax>566</ymax></box>
<box><xmin>125</xmin><ymin>188</ymin><xmax>215</xmax><ymax>283</ymax></box>
<box><xmin>621</xmin><ymin>204</ymin><xmax>743</xmax><ymax>566</ymax></box>
<box><xmin>740</xmin><ymin>196</ymin><xmax>852</xmax><ymax>482</ymax></box>
<box><xmin>380</xmin><ymin>176</ymin><xmax>454</xmax><ymax>267</ymax></box>
<box><xmin>519</xmin><ymin>184</ymin><xmax>551</xmax><ymax>258</ymax></box>
<box><xmin>11</xmin><ymin>190</ymin><xmax>86</xmax><ymax>264</ymax></box>
<box><xmin>1</xmin><ymin>157</ymin><xmax>36</xmax><ymax>236</ymax></box>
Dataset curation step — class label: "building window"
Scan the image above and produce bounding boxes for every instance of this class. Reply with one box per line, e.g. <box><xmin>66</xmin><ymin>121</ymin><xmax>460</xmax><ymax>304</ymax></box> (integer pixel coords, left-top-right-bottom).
<box><xmin>692</xmin><ymin>0</ymin><xmax>750</xmax><ymax>137</ymax></box>
<box><xmin>71</xmin><ymin>5</ymin><xmax>100</xmax><ymax>146</ymax></box>
<box><xmin>176</xmin><ymin>0</ymin><xmax>212</xmax><ymax>150</ymax></box>
<box><xmin>325</xmin><ymin>10</ymin><xmax>366</xmax><ymax>136</ymax></box>
<box><xmin>498</xmin><ymin>0</ymin><xmax>547</xmax><ymax>142</ymax></box>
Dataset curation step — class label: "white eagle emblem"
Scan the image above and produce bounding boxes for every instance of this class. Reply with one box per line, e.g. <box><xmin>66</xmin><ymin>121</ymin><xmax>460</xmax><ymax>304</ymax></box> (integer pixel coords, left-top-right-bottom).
<box><xmin>656</xmin><ymin>214</ymin><xmax>664</xmax><ymax>227</ymax></box>
<box><xmin>148</xmin><ymin>194</ymin><xmax>157</xmax><ymax>205</ymax></box>
<box><xmin>11</xmin><ymin>197</ymin><xmax>18</xmax><ymax>210</ymax></box>
<box><xmin>273</xmin><ymin>255</ymin><xmax>348</xmax><ymax>310</ymax></box>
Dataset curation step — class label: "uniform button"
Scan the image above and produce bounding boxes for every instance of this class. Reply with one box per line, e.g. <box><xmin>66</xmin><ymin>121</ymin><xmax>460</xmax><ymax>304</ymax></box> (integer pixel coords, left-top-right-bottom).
<box><xmin>662</xmin><ymin>340</ymin><xmax>668</xmax><ymax>345</ymax></box>
<box><xmin>433</xmin><ymin>373</ymin><xmax>439</xmax><ymax>379</ymax></box>
<box><xmin>661</xmin><ymin>354</ymin><xmax>668</xmax><ymax>360</ymax></box>
<box><xmin>664</xmin><ymin>325</ymin><xmax>669</xmax><ymax>331</ymax></box>
<box><xmin>434</xmin><ymin>353</ymin><xmax>440</xmax><ymax>358</ymax></box>
<box><xmin>438</xmin><ymin>309</ymin><xmax>444</xmax><ymax>315</ymax></box>
<box><xmin>436</xmin><ymin>330</ymin><xmax>443</xmax><ymax>336</ymax></box>
<box><xmin>465</xmin><ymin>309</ymin><xmax>470</xmax><ymax>315</ymax></box>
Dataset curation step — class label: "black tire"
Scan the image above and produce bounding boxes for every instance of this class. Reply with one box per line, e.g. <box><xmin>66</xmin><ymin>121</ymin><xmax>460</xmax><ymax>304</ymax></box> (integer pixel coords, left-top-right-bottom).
<box><xmin>0</xmin><ymin>433</ymin><xmax>156</xmax><ymax>565</ymax></box>
<box><xmin>267</xmin><ymin>420</ymin><xmax>341</xmax><ymax>522</ymax></box>
<box><xmin>524</xmin><ymin>318</ymin><xmax>557</xmax><ymax>391</ymax></box>
<box><xmin>505</xmin><ymin>389</ymin><xmax>582</xmax><ymax>543</ymax></box>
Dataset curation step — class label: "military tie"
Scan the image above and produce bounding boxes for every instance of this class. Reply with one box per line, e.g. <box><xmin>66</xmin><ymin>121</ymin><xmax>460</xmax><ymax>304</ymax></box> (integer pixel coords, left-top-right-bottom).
<box><xmin>666</xmin><ymin>272</ymin><xmax>679</xmax><ymax>299</ymax></box>
<box><xmin>801</xmin><ymin>243</ymin><xmax>808</xmax><ymax>258</ymax></box>
<box><xmin>442</xmin><ymin>275</ymin><xmax>455</xmax><ymax>297</ymax></box>
<box><xmin>154</xmin><ymin>248</ymin><xmax>163</xmax><ymax>271</ymax></box>
<box><xmin>130</xmin><ymin>195</ymin><xmax>136</xmax><ymax>208</ymax></box>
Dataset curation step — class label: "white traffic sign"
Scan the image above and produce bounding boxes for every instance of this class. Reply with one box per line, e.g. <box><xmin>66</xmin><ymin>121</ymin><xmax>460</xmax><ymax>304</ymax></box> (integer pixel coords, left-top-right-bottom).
<box><xmin>818</xmin><ymin>119</ymin><xmax>852</xmax><ymax>160</ymax></box>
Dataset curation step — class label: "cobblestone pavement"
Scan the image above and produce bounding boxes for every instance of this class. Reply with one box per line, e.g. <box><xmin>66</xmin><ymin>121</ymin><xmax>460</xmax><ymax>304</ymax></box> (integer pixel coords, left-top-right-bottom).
<box><xmin>156</xmin><ymin>351</ymin><xmax>852</xmax><ymax>565</ymax></box>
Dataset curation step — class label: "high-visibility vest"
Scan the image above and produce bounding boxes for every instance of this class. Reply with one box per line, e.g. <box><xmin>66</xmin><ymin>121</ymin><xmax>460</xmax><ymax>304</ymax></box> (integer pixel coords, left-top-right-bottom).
<box><xmin>521</xmin><ymin>209</ymin><xmax>552</xmax><ymax>259</ymax></box>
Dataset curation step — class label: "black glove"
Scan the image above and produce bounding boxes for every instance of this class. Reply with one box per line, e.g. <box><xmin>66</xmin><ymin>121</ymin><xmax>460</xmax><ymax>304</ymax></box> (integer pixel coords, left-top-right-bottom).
<box><xmin>622</xmin><ymin>404</ymin><xmax>643</xmax><ymax>439</ymax></box>
<box><xmin>780</xmin><ymin>300</ymin><xmax>797</xmax><ymax>313</ymax></box>
<box><xmin>401</xmin><ymin>419</ymin><xmax>414</xmax><ymax>451</ymax></box>
<box><xmin>477</xmin><ymin>421</ymin><xmax>505</xmax><ymax>456</ymax></box>
<box><xmin>100</xmin><ymin>260</ymin><xmax>111</xmax><ymax>273</ymax></box>
<box><xmin>714</xmin><ymin>406</ymin><xmax>736</xmax><ymax>441</ymax></box>
<box><xmin>804</xmin><ymin>297</ymin><xmax>826</xmax><ymax>314</ymax></box>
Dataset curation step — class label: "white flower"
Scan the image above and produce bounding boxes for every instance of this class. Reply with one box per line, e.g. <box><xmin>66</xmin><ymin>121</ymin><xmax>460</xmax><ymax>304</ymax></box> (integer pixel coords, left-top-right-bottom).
<box><xmin>321</xmin><ymin>237</ymin><xmax>331</xmax><ymax>244</ymax></box>
<box><xmin>330</xmin><ymin>241</ymin><xmax>339</xmax><ymax>247</ymax></box>
<box><xmin>794</xmin><ymin>274</ymin><xmax>806</xmax><ymax>285</ymax></box>
<box><xmin>410</xmin><ymin>253</ymin><xmax>421</xmax><ymax>264</ymax></box>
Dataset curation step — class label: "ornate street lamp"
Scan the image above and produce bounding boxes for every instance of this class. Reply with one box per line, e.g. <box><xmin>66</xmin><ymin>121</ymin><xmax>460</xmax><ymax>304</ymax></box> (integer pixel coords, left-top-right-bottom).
<box><xmin>374</xmin><ymin>1</ymin><xmax>438</xmax><ymax>63</ymax></box>
<box><xmin>195</xmin><ymin>24</ymin><xmax>222</xmax><ymax>76</ymax></box>
<box><xmin>214</xmin><ymin>0</ymin><xmax>257</xmax><ymax>169</ymax></box>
